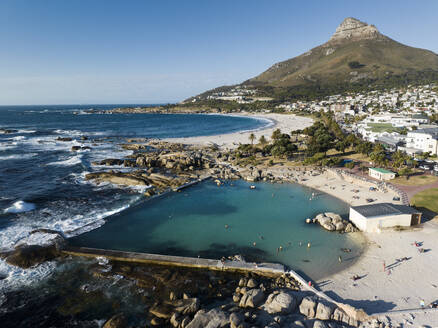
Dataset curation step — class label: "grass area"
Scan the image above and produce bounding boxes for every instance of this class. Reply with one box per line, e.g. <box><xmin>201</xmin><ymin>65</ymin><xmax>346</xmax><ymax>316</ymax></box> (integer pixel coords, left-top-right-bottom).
<box><xmin>392</xmin><ymin>174</ymin><xmax>438</xmax><ymax>186</ymax></box>
<box><xmin>411</xmin><ymin>188</ymin><xmax>438</xmax><ymax>214</ymax></box>
<box><xmin>366</xmin><ymin>123</ymin><xmax>404</xmax><ymax>133</ymax></box>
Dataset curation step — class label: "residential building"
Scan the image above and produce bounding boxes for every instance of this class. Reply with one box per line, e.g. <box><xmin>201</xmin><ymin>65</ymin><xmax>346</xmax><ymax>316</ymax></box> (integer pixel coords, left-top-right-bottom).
<box><xmin>405</xmin><ymin>127</ymin><xmax>438</xmax><ymax>155</ymax></box>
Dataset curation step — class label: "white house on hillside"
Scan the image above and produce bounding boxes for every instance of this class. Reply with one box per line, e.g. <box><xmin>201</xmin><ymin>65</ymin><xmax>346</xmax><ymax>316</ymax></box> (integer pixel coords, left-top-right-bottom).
<box><xmin>405</xmin><ymin>127</ymin><xmax>438</xmax><ymax>155</ymax></box>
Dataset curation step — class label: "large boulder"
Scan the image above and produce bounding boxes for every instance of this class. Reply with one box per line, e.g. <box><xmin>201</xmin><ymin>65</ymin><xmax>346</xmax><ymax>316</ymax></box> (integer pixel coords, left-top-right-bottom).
<box><xmin>264</xmin><ymin>291</ymin><xmax>297</xmax><ymax>314</ymax></box>
<box><xmin>299</xmin><ymin>296</ymin><xmax>318</xmax><ymax>319</ymax></box>
<box><xmin>149</xmin><ymin>303</ymin><xmax>174</xmax><ymax>319</ymax></box>
<box><xmin>229</xmin><ymin>312</ymin><xmax>245</xmax><ymax>328</ymax></box>
<box><xmin>103</xmin><ymin>314</ymin><xmax>127</xmax><ymax>328</ymax></box>
<box><xmin>315</xmin><ymin>300</ymin><xmax>335</xmax><ymax>320</ymax></box>
<box><xmin>239</xmin><ymin>288</ymin><xmax>265</xmax><ymax>308</ymax></box>
<box><xmin>186</xmin><ymin>308</ymin><xmax>228</xmax><ymax>328</ymax></box>
<box><xmin>2</xmin><ymin>231</ymin><xmax>65</xmax><ymax>268</ymax></box>
<box><xmin>324</xmin><ymin>213</ymin><xmax>342</xmax><ymax>223</ymax></box>
<box><xmin>312</xmin><ymin>320</ymin><xmax>328</xmax><ymax>328</ymax></box>
<box><xmin>172</xmin><ymin>298</ymin><xmax>200</xmax><ymax>315</ymax></box>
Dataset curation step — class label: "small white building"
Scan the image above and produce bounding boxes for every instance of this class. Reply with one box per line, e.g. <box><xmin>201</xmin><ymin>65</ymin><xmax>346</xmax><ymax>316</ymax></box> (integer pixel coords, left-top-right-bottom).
<box><xmin>368</xmin><ymin>168</ymin><xmax>396</xmax><ymax>181</ymax></box>
<box><xmin>349</xmin><ymin>203</ymin><xmax>422</xmax><ymax>232</ymax></box>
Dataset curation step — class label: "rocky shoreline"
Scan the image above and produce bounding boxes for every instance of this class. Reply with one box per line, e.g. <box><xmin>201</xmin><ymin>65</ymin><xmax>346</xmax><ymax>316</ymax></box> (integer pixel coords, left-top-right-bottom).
<box><xmin>1</xmin><ymin>138</ymin><xmax>386</xmax><ymax>328</ymax></box>
<box><xmin>1</xmin><ymin>233</ymin><xmax>367</xmax><ymax>328</ymax></box>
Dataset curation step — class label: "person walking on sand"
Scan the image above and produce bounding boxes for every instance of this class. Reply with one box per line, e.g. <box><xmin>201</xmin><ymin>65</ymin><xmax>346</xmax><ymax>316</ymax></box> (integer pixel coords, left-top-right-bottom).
<box><xmin>420</xmin><ymin>299</ymin><xmax>425</xmax><ymax>308</ymax></box>
<box><xmin>383</xmin><ymin>261</ymin><xmax>386</xmax><ymax>272</ymax></box>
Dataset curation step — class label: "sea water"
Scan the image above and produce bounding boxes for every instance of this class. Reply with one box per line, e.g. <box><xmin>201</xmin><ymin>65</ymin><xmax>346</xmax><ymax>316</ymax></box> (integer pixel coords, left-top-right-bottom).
<box><xmin>0</xmin><ymin>105</ymin><xmax>268</xmax><ymax>289</ymax></box>
<box><xmin>71</xmin><ymin>180</ymin><xmax>365</xmax><ymax>280</ymax></box>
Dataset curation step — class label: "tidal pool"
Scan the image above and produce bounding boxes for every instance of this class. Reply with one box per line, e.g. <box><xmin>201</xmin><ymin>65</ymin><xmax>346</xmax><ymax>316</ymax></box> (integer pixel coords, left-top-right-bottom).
<box><xmin>70</xmin><ymin>180</ymin><xmax>365</xmax><ymax>280</ymax></box>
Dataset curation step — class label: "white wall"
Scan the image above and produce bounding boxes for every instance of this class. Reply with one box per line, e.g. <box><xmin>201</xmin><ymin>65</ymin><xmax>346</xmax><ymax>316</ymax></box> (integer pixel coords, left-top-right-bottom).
<box><xmin>349</xmin><ymin>208</ymin><xmax>412</xmax><ymax>232</ymax></box>
<box><xmin>349</xmin><ymin>208</ymin><xmax>367</xmax><ymax>231</ymax></box>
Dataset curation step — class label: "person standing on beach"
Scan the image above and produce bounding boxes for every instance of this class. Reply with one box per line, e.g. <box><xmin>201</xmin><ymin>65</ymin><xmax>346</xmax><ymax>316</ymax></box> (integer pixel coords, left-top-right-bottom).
<box><xmin>383</xmin><ymin>261</ymin><xmax>386</xmax><ymax>272</ymax></box>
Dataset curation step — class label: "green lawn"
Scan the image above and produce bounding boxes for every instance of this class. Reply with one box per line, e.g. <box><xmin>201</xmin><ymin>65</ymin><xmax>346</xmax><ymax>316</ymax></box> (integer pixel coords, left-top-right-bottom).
<box><xmin>392</xmin><ymin>175</ymin><xmax>438</xmax><ymax>186</ymax></box>
<box><xmin>366</xmin><ymin>123</ymin><xmax>404</xmax><ymax>133</ymax></box>
<box><xmin>411</xmin><ymin>188</ymin><xmax>438</xmax><ymax>214</ymax></box>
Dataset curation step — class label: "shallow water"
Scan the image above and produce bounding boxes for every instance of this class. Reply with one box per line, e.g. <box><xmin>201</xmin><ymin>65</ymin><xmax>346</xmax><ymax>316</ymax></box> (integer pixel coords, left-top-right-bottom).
<box><xmin>71</xmin><ymin>180</ymin><xmax>365</xmax><ymax>280</ymax></box>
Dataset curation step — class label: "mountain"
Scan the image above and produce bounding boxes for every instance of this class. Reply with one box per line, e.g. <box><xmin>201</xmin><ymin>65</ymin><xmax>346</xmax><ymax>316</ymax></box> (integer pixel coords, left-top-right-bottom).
<box><xmin>194</xmin><ymin>18</ymin><xmax>438</xmax><ymax>101</ymax></box>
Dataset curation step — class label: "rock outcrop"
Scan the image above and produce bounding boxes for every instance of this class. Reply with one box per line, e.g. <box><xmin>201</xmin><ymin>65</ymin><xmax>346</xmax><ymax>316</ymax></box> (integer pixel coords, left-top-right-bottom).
<box><xmin>264</xmin><ymin>291</ymin><xmax>297</xmax><ymax>314</ymax></box>
<box><xmin>185</xmin><ymin>308</ymin><xmax>228</xmax><ymax>328</ymax></box>
<box><xmin>239</xmin><ymin>288</ymin><xmax>265</xmax><ymax>308</ymax></box>
<box><xmin>329</xmin><ymin>17</ymin><xmax>383</xmax><ymax>43</ymax></box>
<box><xmin>309</xmin><ymin>212</ymin><xmax>358</xmax><ymax>233</ymax></box>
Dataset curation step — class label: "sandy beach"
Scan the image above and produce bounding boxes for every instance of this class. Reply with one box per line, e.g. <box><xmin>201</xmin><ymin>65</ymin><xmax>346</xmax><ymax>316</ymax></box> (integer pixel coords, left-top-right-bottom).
<box><xmin>256</xmin><ymin>169</ymin><xmax>438</xmax><ymax>325</ymax></box>
<box><xmin>165</xmin><ymin>113</ymin><xmax>314</xmax><ymax>149</ymax></box>
<box><xmin>296</xmin><ymin>172</ymin><xmax>438</xmax><ymax>326</ymax></box>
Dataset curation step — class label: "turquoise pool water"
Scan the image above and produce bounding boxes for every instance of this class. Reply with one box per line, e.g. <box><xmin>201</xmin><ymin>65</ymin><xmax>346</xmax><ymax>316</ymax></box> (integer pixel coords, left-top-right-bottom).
<box><xmin>70</xmin><ymin>180</ymin><xmax>365</xmax><ymax>280</ymax></box>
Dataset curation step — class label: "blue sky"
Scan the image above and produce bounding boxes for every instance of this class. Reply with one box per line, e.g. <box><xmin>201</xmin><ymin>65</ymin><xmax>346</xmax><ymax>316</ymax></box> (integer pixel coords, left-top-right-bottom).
<box><xmin>1</xmin><ymin>0</ymin><xmax>437</xmax><ymax>105</ymax></box>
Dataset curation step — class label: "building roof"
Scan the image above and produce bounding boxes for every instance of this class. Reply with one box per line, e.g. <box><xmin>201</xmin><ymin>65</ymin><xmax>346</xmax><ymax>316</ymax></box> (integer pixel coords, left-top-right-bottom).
<box><xmin>351</xmin><ymin>203</ymin><xmax>421</xmax><ymax>219</ymax></box>
<box><xmin>369</xmin><ymin>167</ymin><xmax>395</xmax><ymax>174</ymax></box>
<box><xmin>376</xmin><ymin>135</ymin><xmax>401</xmax><ymax>147</ymax></box>
<box><xmin>410</xmin><ymin>127</ymin><xmax>438</xmax><ymax>140</ymax></box>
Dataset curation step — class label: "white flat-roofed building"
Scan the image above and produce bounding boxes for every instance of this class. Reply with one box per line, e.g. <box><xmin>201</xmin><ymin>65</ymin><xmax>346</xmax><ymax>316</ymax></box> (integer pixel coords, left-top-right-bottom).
<box><xmin>349</xmin><ymin>203</ymin><xmax>422</xmax><ymax>232</ymax></box>
<box><xmin>406</xmin><ymin>127</ymin><xmax>438</xmax><ymax>155</ymax></box>
<box><xmin>368</xmin><ymin>168</ymin><xmax>396</xmax><ymax>181</ymax></box>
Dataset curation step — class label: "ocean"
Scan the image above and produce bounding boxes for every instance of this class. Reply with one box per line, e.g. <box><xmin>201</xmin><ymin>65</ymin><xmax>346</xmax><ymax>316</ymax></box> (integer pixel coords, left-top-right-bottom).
<box><xmin>0</xmin><ymin>105</ymin><xmax>268</xmax><ymax>290</ymax></box>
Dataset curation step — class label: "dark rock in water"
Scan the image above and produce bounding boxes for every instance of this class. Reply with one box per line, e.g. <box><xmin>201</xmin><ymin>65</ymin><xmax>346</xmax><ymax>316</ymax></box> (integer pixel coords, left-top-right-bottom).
<box><xmin>103</xmin><ymin>313</ymin><xmax>127</xmax><ymax>328</ymax></box>
<box><xmin>0</xmin><ymin>128</ymin><xmax>18</xmax><ymax>134</ymax></box>
<box><xmin>1</xmin><ymin>232</ymin><xmax>65</xmax><ymax>268</ymax></box>
<box><xmin>3</xmin><ymin>244</ymin><xmax>61</xmax><ymax>268</ymax></box>
<box><xmin>56</xmin><ymin>137</ymin><xmax>73</xmax><ymax>142</ymax></box>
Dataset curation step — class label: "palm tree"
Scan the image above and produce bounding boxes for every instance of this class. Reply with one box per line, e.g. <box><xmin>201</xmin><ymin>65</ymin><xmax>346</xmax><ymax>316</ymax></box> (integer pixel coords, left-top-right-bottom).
<box><xmin>258</xmin><ymin>135</ymin><xmax>267</xmax><ymax>147</ymax></box>
<box><xmin>249</xmin><ymin>133</ymin><xmax>256</xmax><ymax>145</ymax></box>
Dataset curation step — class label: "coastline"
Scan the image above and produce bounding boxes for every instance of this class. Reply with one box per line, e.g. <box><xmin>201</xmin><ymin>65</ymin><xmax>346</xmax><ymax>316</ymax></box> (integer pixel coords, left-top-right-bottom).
<box><xmin>163</xmin><ymin>112</ymin><xmax>314</xmax><ymax>149</ymax></box>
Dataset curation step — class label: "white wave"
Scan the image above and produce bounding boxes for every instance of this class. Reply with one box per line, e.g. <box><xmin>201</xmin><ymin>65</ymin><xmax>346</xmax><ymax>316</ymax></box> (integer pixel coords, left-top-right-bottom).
<box><xmin>15</xmin><ymin>232</ymin><xmax>61</xmax><ymax>248</ymax></box>
<box><xmin>0</xmin><ymin>259</ymin><xmax>57</xmax><ymax>292</ymax></box>
<box><xmin>60</xmin><ymin>200</ymin><xmax>139</xmax><ymax>237</ymax></box>
<box><xmin>54</xmin><ymin>129</ymin><xmax>82</xmax><ymax>136</ymax></box>
<box><xmin>11</xmin><ymin>135</ymin><xmax>26</xmax><ymax>141</ymax></box>
<box><xmin>4</xmin><ymin>201</ymin><xmax>36</xmax><ymax>214</ymax></box>
<box><xmin>16</xmin><ymin>129</ymin><xmax>36</xmax><ymax>134</ymax></box>
<box><xmin>0</xmin><ymin>153</ymin><xmax>37</xmax><ymax>161</ymax></box>
<box><xmin>47</xmin><ymin>154</ymin><xmax>83</xmax><ymax>166</ymax></box>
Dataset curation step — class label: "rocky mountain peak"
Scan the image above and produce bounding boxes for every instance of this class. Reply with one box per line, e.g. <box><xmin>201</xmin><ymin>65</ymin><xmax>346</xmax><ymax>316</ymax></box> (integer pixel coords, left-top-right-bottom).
<box><xmin>329</xmin><ymin>17</ymin><xmax>381</xmax><ymax>43</ymax></box>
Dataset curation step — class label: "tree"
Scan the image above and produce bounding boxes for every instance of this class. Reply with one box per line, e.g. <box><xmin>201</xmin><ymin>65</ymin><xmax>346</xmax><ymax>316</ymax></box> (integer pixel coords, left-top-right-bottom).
<box><xmin>398</xmin><ymin>167</ymin><xmax>412</xmax><ymax>180</ymax></box>
<box><xmin>370</xmin><ymin>144</ymin><xmax>386</xmax><ymax>166</ymax></box>
<box><xmin>392</xmin><ymin>150</ymin><xmax>408</xmax><ymax>169</ymax></box>
<box><xmin>335</xmin><ymin>140</ymin><xmax>348</xmax><ymax>154</ymax></box>
<box><xmin>355</xmin><ymin>141</ymin><xmax>373</xmax><ymax>156</ymax></box>
<box><xmin>249</xmin><ymin>133</ymin><xmax>255</xmax><ymax>145</ymax></box>
<box><xmin>258</xmin><ymin>135</ymin><xmax>267</xmax><ymax>147</ymax></box>
<box><xmin>271</xmin><ymin>128</ymin><xmax>282</xmax><ymax>141</ymax></box>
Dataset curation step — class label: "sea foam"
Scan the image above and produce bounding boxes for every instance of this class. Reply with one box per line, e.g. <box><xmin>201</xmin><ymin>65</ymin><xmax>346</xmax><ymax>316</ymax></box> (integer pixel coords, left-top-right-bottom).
<box><xmin>4</xmin><ymin>201</ymin><xmax>36</xmax><ymax>214</ymax></box>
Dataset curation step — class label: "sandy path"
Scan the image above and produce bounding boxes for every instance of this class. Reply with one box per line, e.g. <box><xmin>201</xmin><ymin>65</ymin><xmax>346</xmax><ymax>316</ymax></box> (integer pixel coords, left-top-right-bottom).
<box><xmin>164</xmin><ymin>113</ymin><xmax>313</xmax><ymax>149</ymax></box>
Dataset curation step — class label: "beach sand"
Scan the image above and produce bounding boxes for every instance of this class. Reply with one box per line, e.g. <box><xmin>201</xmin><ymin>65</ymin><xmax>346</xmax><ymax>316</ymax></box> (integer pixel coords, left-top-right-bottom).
<box><xmin>316</xmin><ymin>221</ymin><xmax>438</xmax><ymax>326</ymax></box>
<box><xmin>165</xmin><ymin>113</ymin><xmax>314</xmax><ymax>149</ymax></box>
<box><xmin>296</xmin><ymin>171</ymin><xmax>438</xmax><ymax>325</ymax></box>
